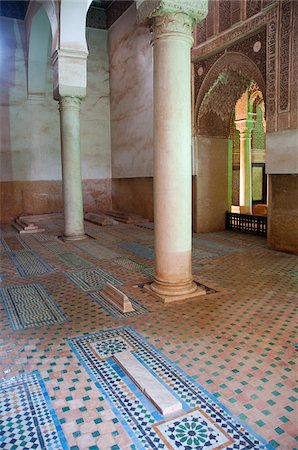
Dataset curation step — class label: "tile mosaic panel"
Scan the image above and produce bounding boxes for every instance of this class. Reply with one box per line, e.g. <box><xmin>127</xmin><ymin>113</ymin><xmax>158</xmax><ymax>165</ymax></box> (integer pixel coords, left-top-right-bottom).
<box><xmin>154</xmin><ymin>408</ymin><xmax>234</xmax><ymax>449</ymax></box>
<box><xmin>192</xmin><ymin>237</ymin><xmax>244</xmax><ymax>255</ymax></box>
<box><xmin>73</xmin><ymin>240</ymin><xmax>119</xmax><ymax>260</ymax></box>
<box><xmin>1</xmin><ymin>236</ymin><xmax>29</xmax><ymax>252</ymax></box>
<box><xmin>8</xmin><ymin>251</ymin><xmax>54</xmax><ymax>277</ymax></box>
<box><xmin>65</xmin><ymin>268</ymin><xmax>122</xmax><ymax>292</ymax></box>
<box><xmin>43</xmin><ymin>241</ymin><xmax>68</xmax><ymax>253</ymax></box>
<box><xmin>33</xmin><ymin>233</ymin><xmax>54</xmax><ymax>242</ymax></box>
<box><xmin>0</xmin><ymin>371</ymin><xmax>68</xmax><ymax>449</ymax></box>
<box><xmin>56</xmin><ymin>252</ymin><xmax>93</xmax><ymax>269</ymax></box>
<box><xmin>0</xmin><ymin>283</ymin><xmax>67</xmax><ymax>330</ymax></box>
<box><xmin>68</xmin><ymin>326</ymin><xmax>272</xmax><ymax>450</ymax></box>
<box><xmin>112</xmin><ymin>257</ymin><xmax>149</xmax><ymax>272</ymax></box>
<box><xmin>89</xmin><ymin>291</ymin><xmax>148</xmax><ymax>319</ymax></box>
<box><xmin>119</xmin><ymin>242</ymin><xmax>155</xmax><ymax>260</ymax></box>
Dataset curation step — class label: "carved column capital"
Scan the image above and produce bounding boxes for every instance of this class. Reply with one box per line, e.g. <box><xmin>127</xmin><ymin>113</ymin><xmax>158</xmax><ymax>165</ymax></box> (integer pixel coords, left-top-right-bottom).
<box><xmin>136</xmin><ymin>0</ymin><xmax>208</xmax><ymax>25</ymax></box>
<box><xmin>59</xmin><ymin>95</ymin><xmax>82</xmax><ymax>112</ymax></box>
<box><xmin>235</xmin><ymin>118</ymin><xmax>255</xmax><ymax>137</ymax></box>
<box><xmin>150</xmin><ymin>13</ymin><xmax>194</xmax><ymax>45</ymax></box>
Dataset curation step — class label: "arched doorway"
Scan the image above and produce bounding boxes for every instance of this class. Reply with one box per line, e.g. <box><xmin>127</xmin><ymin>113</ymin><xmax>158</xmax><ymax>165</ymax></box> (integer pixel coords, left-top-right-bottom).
<box><xmin>193</xmin><ymin>52</ymin><xmax>266</xmax><ymax>233</ymax></box>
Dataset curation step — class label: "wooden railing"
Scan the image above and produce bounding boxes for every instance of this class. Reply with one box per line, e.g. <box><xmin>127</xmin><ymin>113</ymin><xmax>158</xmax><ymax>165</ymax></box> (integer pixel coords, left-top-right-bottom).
<box><xmin>225</xmin><ymin>212</ymin><xmax>267</xmax><ymax>236</ymax></box>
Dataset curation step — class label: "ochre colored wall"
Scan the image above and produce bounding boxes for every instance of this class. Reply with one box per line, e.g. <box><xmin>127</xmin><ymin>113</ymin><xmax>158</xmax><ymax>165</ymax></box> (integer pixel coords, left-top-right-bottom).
<box><xmin>268</xmin><ymin>175</ymin><xmax>298</xmax><ymax>254</ymax></box>
<box><xmin>112</xmin><ymin>178</ymin><xmax>153</xmax><ymax>221</ymax></box>
<box><xmin>0</xmin><ymin>179</ymin><xmax>112</xmax><ymax>223</ymax></box>
<box><xmin>195</xmin><ymin>136</ymin><xmax>229</xmax><ymax>232</ymax></box>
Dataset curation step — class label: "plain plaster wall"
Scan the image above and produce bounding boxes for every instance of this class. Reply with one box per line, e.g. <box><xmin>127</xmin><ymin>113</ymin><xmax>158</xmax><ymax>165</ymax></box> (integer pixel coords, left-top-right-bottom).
<box><xmin>195</xmin><ymin>136</ymin><xmax>229</xmax><ymax>232</ymax></box>
<box><xmin>108</xmin><ymin>4</ymin><xmax>153</xmax><ymax>179</ymax></box>
<box><xmin>266</xmin><ymin>129</ymin><xmax>298</xmax><ymax>174</ymax></box>
<box><xmin>0</xmin><ymin>15</ymin><xmax>112</xmax><ymax>221</ymax></box>
<box><xmin>268</xmin><ymin>174</ymin><xmax>298</xmax><ymax>254</ymax></box>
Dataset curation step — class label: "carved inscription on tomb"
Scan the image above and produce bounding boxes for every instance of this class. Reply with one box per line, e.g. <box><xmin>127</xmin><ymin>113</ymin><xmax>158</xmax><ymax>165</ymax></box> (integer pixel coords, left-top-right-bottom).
<box><xmin>279</xmin><ymin>0</ymin><xmax>291</xmax><ymax>111</ymax></box>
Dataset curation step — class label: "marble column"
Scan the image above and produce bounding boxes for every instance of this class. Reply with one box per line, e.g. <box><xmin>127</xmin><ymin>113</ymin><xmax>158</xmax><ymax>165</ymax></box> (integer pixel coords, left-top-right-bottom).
<box><xmin>59</xmin><ymin>95</ymin><xmax>85</xmax><ymax>240</ymax></box>
<box><xmin>148</xmin><ymin>12</ymin><xmax>205</xmax><ymax>302</ymax></box>
<box><xmin>236</xmin><ymin>116</ymin><xmax>255</xmax><ymax>214</ymax></box>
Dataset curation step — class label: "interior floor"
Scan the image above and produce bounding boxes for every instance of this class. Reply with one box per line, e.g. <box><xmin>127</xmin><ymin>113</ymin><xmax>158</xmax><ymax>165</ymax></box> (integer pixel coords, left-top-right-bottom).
<box><xmin>0</xmin><ymin>216</ymin><xmax>297</xmax><ymax>449</ymax></box>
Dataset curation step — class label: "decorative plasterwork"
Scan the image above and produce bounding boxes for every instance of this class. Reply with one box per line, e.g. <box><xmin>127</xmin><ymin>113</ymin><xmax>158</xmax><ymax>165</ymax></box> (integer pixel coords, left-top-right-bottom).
<box><xmin>136</xmin><ymin>0</ymin><xmax>208</xmax><ymax>25</ymax></box>
<box><xmin>192</xmin><ymin>3</ymin><xmax>277</xmax><ymax>61</ymax></box>
<box><xmin>195</xmin><ymin>51</ymin><xmax>265</xmax><ymax>138</ymax></box>
<box><xmin>198</xmin><ymin>69</ymin><xmax>250</xmax><ymax>137</ymax></box>
<box><xmin>194</xmin><ymin>29</ymin><xmax>266</xmax><ymax>103</ymax></box>
<box><xmin>195</xmin><ymin>51</ymin><xmax>265</xmax><ymax>121</ymax></box>
<box><xmin>279</xmin><ymin>0</ymin><xmax>291</xmax><ymax>112</ymax></box>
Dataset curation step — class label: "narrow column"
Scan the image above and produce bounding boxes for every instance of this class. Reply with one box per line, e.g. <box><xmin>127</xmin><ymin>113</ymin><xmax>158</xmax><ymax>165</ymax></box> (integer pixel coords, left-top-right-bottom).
<box><xmin>148</xmin><ymin>13</ymin><xmax>204</xmax><ymax>302</ymax></box>
<box><xmin>59</xmin><ymin>95</ymin><xmax>85</xmax><ymax>240</ymax></box>
<box><xmin>235</xmin><ymin>117</ymin><xmax>254</xmax><ymax>214</ymax></box>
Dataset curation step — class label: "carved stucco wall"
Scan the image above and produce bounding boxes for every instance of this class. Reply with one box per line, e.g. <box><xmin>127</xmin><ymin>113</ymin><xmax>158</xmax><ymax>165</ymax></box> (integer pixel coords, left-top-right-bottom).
<box><xmin>195</xmin><ymin>54</ymin><xmax>265</xmax><ymax>137</ymax></box>
<box><xmin>193</xmin><ymin>1</ymin><xmax>297</xmax><ymax>135</ymax></box>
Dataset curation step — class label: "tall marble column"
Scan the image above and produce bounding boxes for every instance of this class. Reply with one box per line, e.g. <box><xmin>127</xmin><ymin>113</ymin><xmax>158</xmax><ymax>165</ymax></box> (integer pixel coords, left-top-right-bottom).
<box><xmin>147</xmin><ymin>6</ymin><xmax>206</xmax><ymax>303</ymax></box>
<box><xmin>236</xmin><ymin>116</ymin><xmax>255</xmax><ymax>214</ymax></box>
<box><xmin>59</xmin><ymin>95</ymin><xmax>85</xmax><ymax>240</ymax></box>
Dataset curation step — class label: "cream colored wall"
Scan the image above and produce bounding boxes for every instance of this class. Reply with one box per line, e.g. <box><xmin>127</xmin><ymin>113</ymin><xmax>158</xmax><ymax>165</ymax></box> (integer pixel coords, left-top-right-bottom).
<box><xmin>0</xmin><ymin>17</ymin><xmax>60</xmax><ymax>182</ymax></box>
<box><xmin>195</xmin><ymin>136</ymin><xmax>229</xmax><ymax>232</ymax></box>
<box><xmin>0</xmin><ymin>18</ymin><xmax>111</xmax><ymax>183</ymax></box>
<box><xmin>0</xmin><ymin>15</ymin><xmax>112</xmax><ymax>221</ymax></box>
<box><xmin>81</xmin><ymin>27</ymin><xmax>111</xmax><ymax>180</ymax></box>
<box><xmin>266</xmin><ymin>130</ymin><xmax>298</xmax><ymax>174</ymax></box>
<box><xmin>108</xmin><ymin>4</ymin><xmax>153</xmax><ymax>178</ymax></box>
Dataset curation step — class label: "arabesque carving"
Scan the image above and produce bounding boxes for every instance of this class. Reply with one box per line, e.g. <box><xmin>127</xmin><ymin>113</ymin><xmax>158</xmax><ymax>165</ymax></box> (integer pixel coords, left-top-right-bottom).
<box><xmin>279</xmin><ymin>0</ymin><xmax>291</xmax><ymax>111</ymax></box>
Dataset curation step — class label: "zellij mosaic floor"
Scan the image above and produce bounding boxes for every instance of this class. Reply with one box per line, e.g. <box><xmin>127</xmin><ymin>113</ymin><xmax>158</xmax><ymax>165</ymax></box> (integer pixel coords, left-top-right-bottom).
<box><xmin>0</xmin><ymin>217</ymin><xmax>297</xmax><ymax>449</ymax></box>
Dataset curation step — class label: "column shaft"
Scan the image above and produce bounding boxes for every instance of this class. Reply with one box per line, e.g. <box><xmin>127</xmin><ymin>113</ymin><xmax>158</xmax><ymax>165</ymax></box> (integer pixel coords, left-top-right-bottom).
<box><xmin>239</xmin><ymin>131</ymin><xmax>252</xmax><ymax>211</ymax></box>
<box><xmin>149</xmin><ymin>14</ymin><xmax>204</xmax><ymax>302</ymax></box>
<box><xmin>59</xmin><ymin>96</ymin><xmax>85</xmax><ymax>240</ymax></box>
<box><xmin>236</xmin><ymin>119</ymin><xmax>254</xmax><ymax>214</ymax></box>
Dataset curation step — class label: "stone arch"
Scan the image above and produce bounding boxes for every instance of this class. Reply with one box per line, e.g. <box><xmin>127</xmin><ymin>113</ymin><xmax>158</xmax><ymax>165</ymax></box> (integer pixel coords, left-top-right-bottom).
<box><xmin>26</xmin><ymin>6</ymin><xmax>52</xmax><ymax>99</ymax></box>
<box><xmin>194</xmin><ymin>52</ymin><xmax>265</xmax><ymax>137</ymax></box>
<box><xmin>26</xmin><ymin>1</ymin><xmax>58</xmax><ymax>56</ymax></box>
<box><xmin>59</xmin><ymin>0</ymin><xmax>93</xmax><ymax>55</ymax></box>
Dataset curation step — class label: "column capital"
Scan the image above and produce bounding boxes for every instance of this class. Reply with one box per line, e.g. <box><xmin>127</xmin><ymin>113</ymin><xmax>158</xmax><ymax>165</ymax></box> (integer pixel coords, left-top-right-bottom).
<box><xmin>235</xmin><ymin>118</ymin><xmax>255</xmax><ymax>136</ymax></box>
<box><xmin>59</xmin><ymin>95</ymin><xmax>82</xmax><ymax>112</ymax></box>
<box><xmin>150</xmin><ymin>13</ymin><xmax>194</xmax><ymax>45</ymax></box>
<box><xmin>136</xmin><ymin>0</ymin><xmax>208</xmax><ymax>26</ymax></box>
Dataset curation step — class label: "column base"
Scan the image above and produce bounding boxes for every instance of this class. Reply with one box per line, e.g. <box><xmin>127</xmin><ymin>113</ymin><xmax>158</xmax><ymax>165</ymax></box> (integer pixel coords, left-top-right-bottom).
<box><xmin>144</xmin><ymin>279</ymin><xmax>206</xmax><ymax>303</ymax></box>
<box><xmin>61</xmin><ymin>233</ymin><xmax>87</xmax><ymax>242</ymax></box>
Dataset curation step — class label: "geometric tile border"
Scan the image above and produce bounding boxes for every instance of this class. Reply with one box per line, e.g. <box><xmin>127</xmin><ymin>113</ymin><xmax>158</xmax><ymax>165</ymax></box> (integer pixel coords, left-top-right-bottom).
<box><xmin>0</xmin><ymin>283</ymin><xmax>67</xmax><ymax>330</ymax></box>
<box><xmin>7</xmin><ymin>251</ymin><xmax>54</xmax><ymax>277</ymax></box>
<box><xmin>0</xmin><ymin>371</ymin><xmax>68</xmax><ymax>449</ymax></box>
<box><xmin>68</xmin><ymin>326</ymin><xmax>272</xmax><ymax>450</ymax></box>
<box><xmin>65</xmin><ymin>268</ymin><xmax>122</xmax><ymax>292</ymax></box>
